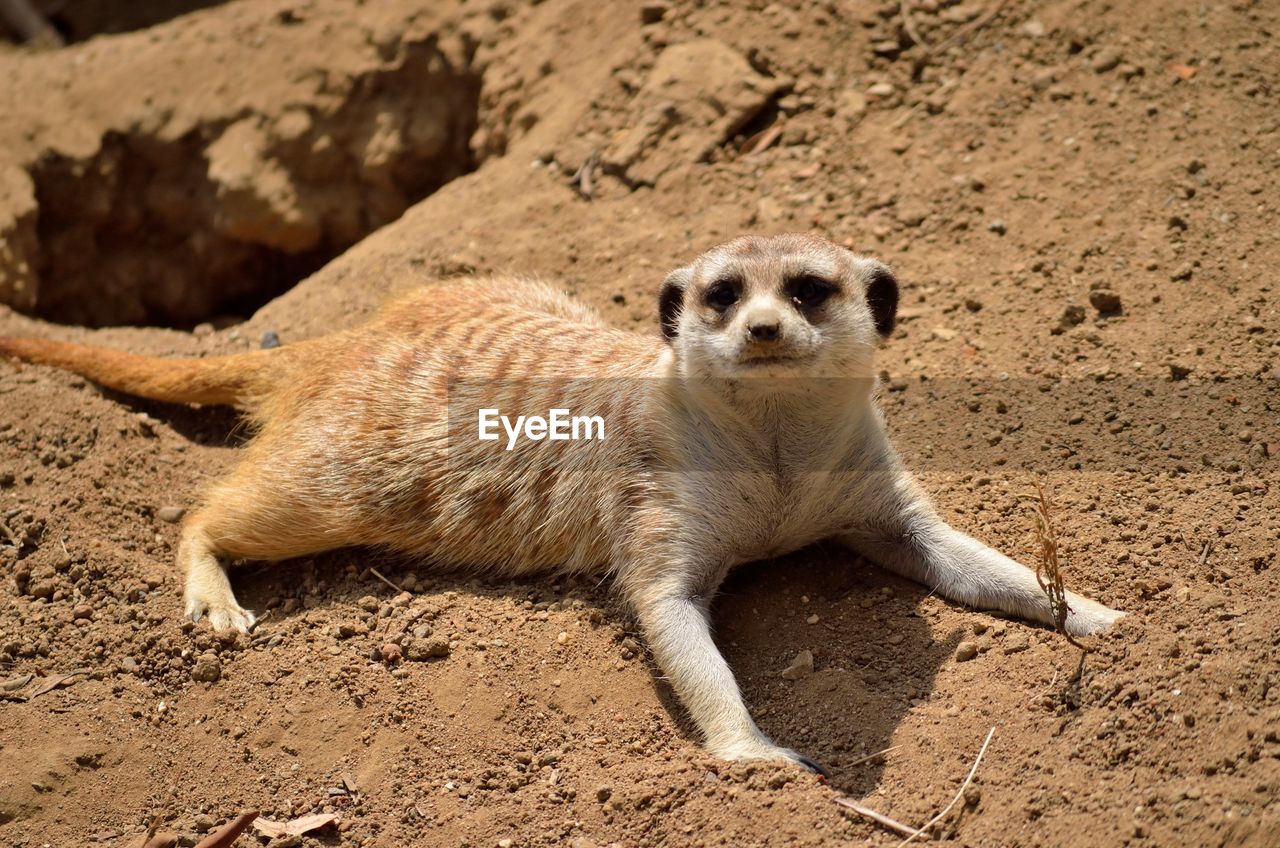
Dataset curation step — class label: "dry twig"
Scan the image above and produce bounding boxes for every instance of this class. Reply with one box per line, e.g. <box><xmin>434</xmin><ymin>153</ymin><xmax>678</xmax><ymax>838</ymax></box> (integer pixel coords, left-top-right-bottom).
<box><xmin>368</xmin><ymin>567</ymin><xmax>405</xmax><ymax>594</ymax></box>
<box><xmin>193</xmin><ymin>811</ymin><xmax>258</xmax><ymax>848</ymax></box>
<box><xmin>897</xmin><ymin>727</ymin><xmax>996</xmax><ymax>846</ymax></box>
<box><xmin>846</xmin><ymin>744</ymin><xmax>902</xmax><ymax>768</ymax></box>
<box><xmin>835</xmin><ymin>797</ymin><xmax>917</xmax><ymax>838</ymax></box>
<box><xmin>1026</xmin><ymin>482</ymin><xmax>1086</xmax><ymax>651</ymax></box>
<box><xmin>900</xmin><ymin>1</ymin><xmax>929</xmax><ymax>50</ymax></box>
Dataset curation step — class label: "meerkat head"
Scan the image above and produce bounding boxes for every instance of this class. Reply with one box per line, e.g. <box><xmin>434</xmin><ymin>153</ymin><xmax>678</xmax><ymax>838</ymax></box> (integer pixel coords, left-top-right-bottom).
<box><xmin>658</xmin><ymin>234</ymin><xmax>898</xmax><ymax>380</ymax></box>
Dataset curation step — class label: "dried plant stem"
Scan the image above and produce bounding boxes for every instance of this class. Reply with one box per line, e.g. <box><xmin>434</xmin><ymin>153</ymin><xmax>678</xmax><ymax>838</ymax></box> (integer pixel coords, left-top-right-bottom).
<box><xmin>368</xmin><ymin>567</ymin><xmax>405</xmax><ymax>594</ymax></box>
<box><xmin>835</xmin><ymin>797</ymin><xmax>918</xmax><ymax>838</ymax></box>
<box><xmin>846</xmin><ymin>744</ymin><xmax>901</xmax><ymax>767</ymax></box>
<box><xmin>897</xmin><ymin>727</ymin><xmax>996</xmax><ymax>847</ymax></box>
<box><xmin>1026</xmin><ymin>482</ymin><xmax>1087</xmax><ymax>652</ymax></box>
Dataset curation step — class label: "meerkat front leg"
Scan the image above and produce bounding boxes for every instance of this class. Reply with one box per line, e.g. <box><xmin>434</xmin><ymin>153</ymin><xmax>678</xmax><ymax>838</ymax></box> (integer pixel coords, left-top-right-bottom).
<box><xmin>838</xmin><ymin>461</ymin><xmax>1124</xmax><ymax>636</ymax></box>
<box><xmin>623</xmin><ymin>568</ymin><xmax>825</xmax><ymax>773</ymax></box>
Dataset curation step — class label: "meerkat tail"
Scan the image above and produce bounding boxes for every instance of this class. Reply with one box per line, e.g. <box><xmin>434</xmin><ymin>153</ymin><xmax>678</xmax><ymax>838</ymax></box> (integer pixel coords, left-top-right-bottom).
<box><xmin>0</xmin><ymin>336</ymin><xmax>285</xmax><ymax>408</ymax></box>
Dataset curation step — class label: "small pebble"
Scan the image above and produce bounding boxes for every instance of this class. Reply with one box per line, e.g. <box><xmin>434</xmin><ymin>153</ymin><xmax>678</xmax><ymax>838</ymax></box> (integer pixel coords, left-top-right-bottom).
<box><xmin>260</xmin><ymin>330</ymin><xmax>281</xmax><ymax>349</ymax></box>
<box><xmin>379</xmin><ymin>643</ymin><xmax>403</xmax><ymax>664</ymax></box>
<box><xmin>156</xmin><ymin>506</ymin><xmax>186</xmax><ymax>523</ymax></box>
<box><xmin>191</xmin><ymin>653</ymin><xmax>222</xmax><ymax>683</ymax></box>
<box><xmin>955</xmin><ymin>642</ymin><xmax>979</xmax><ymax>662</ymax></box>
<box><xmin>406</xmin><ymin>637</ymin><xmax>451</xmax><ymax>661</ymax></box>
<box><xmin>1089</xmin><ymin>289</ymin><xmax>1122</xmax><ymax>314</ymax></box>
<box><xmin>780</xmin><ymin>650</ymin><xmax>815</xmax><ymax>680</ymax></box>
<box><xmin>1002</xmin><ymin>635</ymin><xmax>1030</xmax><ymax>655</ymax></box>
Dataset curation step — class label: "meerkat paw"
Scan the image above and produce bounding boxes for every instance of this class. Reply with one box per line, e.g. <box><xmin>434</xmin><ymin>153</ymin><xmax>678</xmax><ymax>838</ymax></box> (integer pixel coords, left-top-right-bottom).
<box><xmin>184</xmin><ymin>591</ymin><xmax>256</xmax><ymax>634</ymax></box>
<box><xmin>712</xmin><ymin>739</ymin><xmax>830</xmax><ymax>777</ymax></box>
<box><xmin>1063</xmin><ymin>594</ymin><xmax>1125</xmax><ymax>637</ymax></box>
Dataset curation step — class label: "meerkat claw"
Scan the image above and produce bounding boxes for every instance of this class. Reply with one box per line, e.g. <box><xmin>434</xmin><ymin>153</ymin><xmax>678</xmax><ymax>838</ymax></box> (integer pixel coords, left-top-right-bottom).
<box><xmin>796</xmin><ymin>755</ymin><xmax>831</xmax><ymax>778</ymax></box>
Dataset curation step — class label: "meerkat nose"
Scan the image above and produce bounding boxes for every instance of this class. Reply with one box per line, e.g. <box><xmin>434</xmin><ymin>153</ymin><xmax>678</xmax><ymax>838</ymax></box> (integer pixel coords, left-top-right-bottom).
<box><xmin>747</xmin><ymin>322</ymin><xmax>780</xmax><ymax>342</ymax></box>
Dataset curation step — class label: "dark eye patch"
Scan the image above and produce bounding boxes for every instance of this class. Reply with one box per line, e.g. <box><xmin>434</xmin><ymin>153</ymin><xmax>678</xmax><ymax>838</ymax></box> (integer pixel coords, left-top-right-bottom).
<box><xmin>704</xmin><ymin>277</ymin><xmax>741</xmax><ymax>311</ymax></box>
<box><xmin>787</xmin><ymin>274</ymin><xmax>836</xmax><ymax>309</ymax></box>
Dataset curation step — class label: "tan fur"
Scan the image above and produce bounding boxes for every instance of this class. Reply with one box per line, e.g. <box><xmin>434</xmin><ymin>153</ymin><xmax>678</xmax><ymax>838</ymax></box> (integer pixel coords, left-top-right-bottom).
<box><xmin>1</xmin><ymin>235</ymin><xmax>1123</xmax><ymax>770</ymax></box>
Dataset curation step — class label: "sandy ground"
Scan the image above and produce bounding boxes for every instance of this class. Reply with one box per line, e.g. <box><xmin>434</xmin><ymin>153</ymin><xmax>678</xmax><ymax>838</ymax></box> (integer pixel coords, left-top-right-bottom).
<box><xmin>0</xmin><ymin>0</ymin><xmax>1277</xmax><ymax>846</ymax></box>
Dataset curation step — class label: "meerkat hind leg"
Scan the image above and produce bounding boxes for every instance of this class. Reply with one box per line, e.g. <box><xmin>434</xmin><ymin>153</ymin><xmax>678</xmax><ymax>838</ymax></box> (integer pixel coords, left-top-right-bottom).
<box><xmin>179</xmin><ymin>519</ymin><xmax>256</xmax><ymax>633</ymax></box>
<box><xmin>178</xmin><ymin>464</ymin><xmax>346</xmax><ymax>633</ymax></box>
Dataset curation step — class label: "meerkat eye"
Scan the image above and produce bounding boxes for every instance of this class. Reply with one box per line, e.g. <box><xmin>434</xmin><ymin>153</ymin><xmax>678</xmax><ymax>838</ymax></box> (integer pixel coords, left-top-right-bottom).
<box><xmin>788</xmin><ymin>274</ymin><xmax>834</xmax><ymax>308</ymax></box>
<box><xmin>704</xmin><ymin>279</ymin><xmax>741</xmax><ymax>311</ymax></box>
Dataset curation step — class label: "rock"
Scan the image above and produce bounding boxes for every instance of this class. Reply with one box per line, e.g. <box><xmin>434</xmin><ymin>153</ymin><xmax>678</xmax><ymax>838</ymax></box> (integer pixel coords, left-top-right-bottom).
<box><xmin>836</xmin><ymin>90</ymin><xmax>868</xmax><ymax>124</ymax></box>
<box><xmin>896</xmin><ymin>204</ymin><xmax>928</xmax><ymax>227</ymax></box>
<box><xmin>1091</xmin><ymin>47</ymin><xmax>1123</xmax><ymax>73</ymax></box>
<box><xmin>602</xmin><ymin>40</ymin><xmax>783</xmax><ymax>184</ymax></box>
<box><xmin>337</xmin><ymin>621</ymin><xmax>369</xmax><ymax>639</ymax></box>
<box><xmin>987</xmin><ymin>219</ymin><xmax>1007</xmax><ymax>235</ymax></box>
<box><xmin>260</xmin><ymin>330</ymin><xmax>281</xmax><ymax>349</ymax></box>
<box><xmin>27</xmin><ymin>579</ymin><xmax>54</xmax><ymax>600</ymax></box>
<box><xmin>955</xmin><ymin>642</ymin><xmax>979</xmax><ymax>662</ymax></box>
<box><xmin>155</xmin><ymin>506</ymin><xmax>186</xmax><ymax>523</ymax></box>
<box><xmin>1088</xmin><ymin>289</ymin><xmax>1122</xmax><ymax>313</ymax></box>
<box><xmin>1002</xmin><ymin>635</ymin><xmax>1030</xmax><ymax>655</ymax></box>
<box><xmin>1168</xmin><ymin>362</ymin><xmax>1193</xmax><ymax>381</ymax></box>
<box><xmin>866</xmin><ymin>82</ymin><xmax>895</xmax><ymax>98</ymax></box>
<box><xmin>357</xmin><ymin>595</ymin><xmax>380</xmax><ymax>613</ymax></box>
<box><xmin>1170</xmin><ymin>263</ymin><xmax>1194</xmax><ymax>281</ymax></box>
<box><xmin>406</xmin><ymin>637</ymin><xmax>451</xmax><ymax>661</ymax></box>
<box><xmin>191</xmin><ymin>653</ymin><xmax>222</xmax><ymax>683</ymax></box>
<box><xmin>1021</xmin><ymin>18</ymin><xmax>1046</xmax><ymax>37</ymax></box>
<box><xmin>964</xmin><ymin>298</ymin><xmax>983</xmax><ymax>312</ymax></box>
<box><xmin>72</xmin><ymin>604</ymin><xmax>93</xmax><ymax>621</ymax></box>
<box><xmin>779</xmin><ymin>649</ymin><xmax>814</xmax><ymax>680</ymax></box>
<box><xmin>1055</xmin><ymin>304</ymin><xmax>1086</xmax><ymax>334</ymax></box>
<box><xmin>379</xmin><ymin>643</ymin><xmax>403</xmax><ymax>664</ymax></box>
<box><xmin>595</xmin><ymin>785</ymin><xmax>613</xmax><ymax>803</ymax></box>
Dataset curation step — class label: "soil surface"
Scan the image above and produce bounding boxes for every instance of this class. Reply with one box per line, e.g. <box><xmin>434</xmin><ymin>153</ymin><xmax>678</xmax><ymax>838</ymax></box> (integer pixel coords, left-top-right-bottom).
<box><xmin>1</xmin><ymin>1</ymin><xmax>1278</xmax><ymax>846</ymax></box>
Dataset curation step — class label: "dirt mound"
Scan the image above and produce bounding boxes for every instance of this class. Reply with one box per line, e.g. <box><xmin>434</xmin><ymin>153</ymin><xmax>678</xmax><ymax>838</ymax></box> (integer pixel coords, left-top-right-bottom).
<box><xmin>1</xmin><ymin>0</ymin><xmax>1278</xmax><ymax>846</ymax></box>
<box><xmin>1</xmin><ymin>1</ymin><xmax>478</xmax><ymax>327</ymax></box>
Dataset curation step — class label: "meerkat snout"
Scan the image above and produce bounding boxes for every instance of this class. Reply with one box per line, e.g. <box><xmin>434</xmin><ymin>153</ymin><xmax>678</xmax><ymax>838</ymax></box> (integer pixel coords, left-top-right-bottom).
<box><xmin>743</xmin><ymin>303</ymin><xmax>783</xmax><ymax>343</ymax></box>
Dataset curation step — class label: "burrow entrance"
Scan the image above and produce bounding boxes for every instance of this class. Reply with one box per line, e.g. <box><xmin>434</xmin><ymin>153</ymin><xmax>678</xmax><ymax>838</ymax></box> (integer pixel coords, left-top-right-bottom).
<box><xmin>5</xmin><ymin>35</ymin><xmax>480</xmax><ymax>329</ymax></box>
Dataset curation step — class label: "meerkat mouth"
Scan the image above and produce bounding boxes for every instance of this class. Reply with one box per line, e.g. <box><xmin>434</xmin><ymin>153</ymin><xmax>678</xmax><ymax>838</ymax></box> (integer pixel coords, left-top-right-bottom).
<box><xmin>736</xmin><ymin>353</ymin><xmax>813</xmax><ymax>368</ymax></box>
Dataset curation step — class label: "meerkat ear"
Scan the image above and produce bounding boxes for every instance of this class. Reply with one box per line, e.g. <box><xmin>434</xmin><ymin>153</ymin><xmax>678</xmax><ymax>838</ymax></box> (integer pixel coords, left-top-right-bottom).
<box><xmin>659</xmin><ymin>267</ymin><xmax>691</xmax><ymax>341</ymax></box>
<box><xmin>866</xmin><ymin>265</ymin><xmax>899</xmax><ymax>338</ymax></box>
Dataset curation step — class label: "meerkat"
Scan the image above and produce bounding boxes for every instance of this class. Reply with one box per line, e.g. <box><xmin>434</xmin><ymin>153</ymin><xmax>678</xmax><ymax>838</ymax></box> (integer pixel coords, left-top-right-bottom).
<box><xmin>0</xmin><ymin>234</ymin><xmax>1123</xmax><ymax>771</ymax></box>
